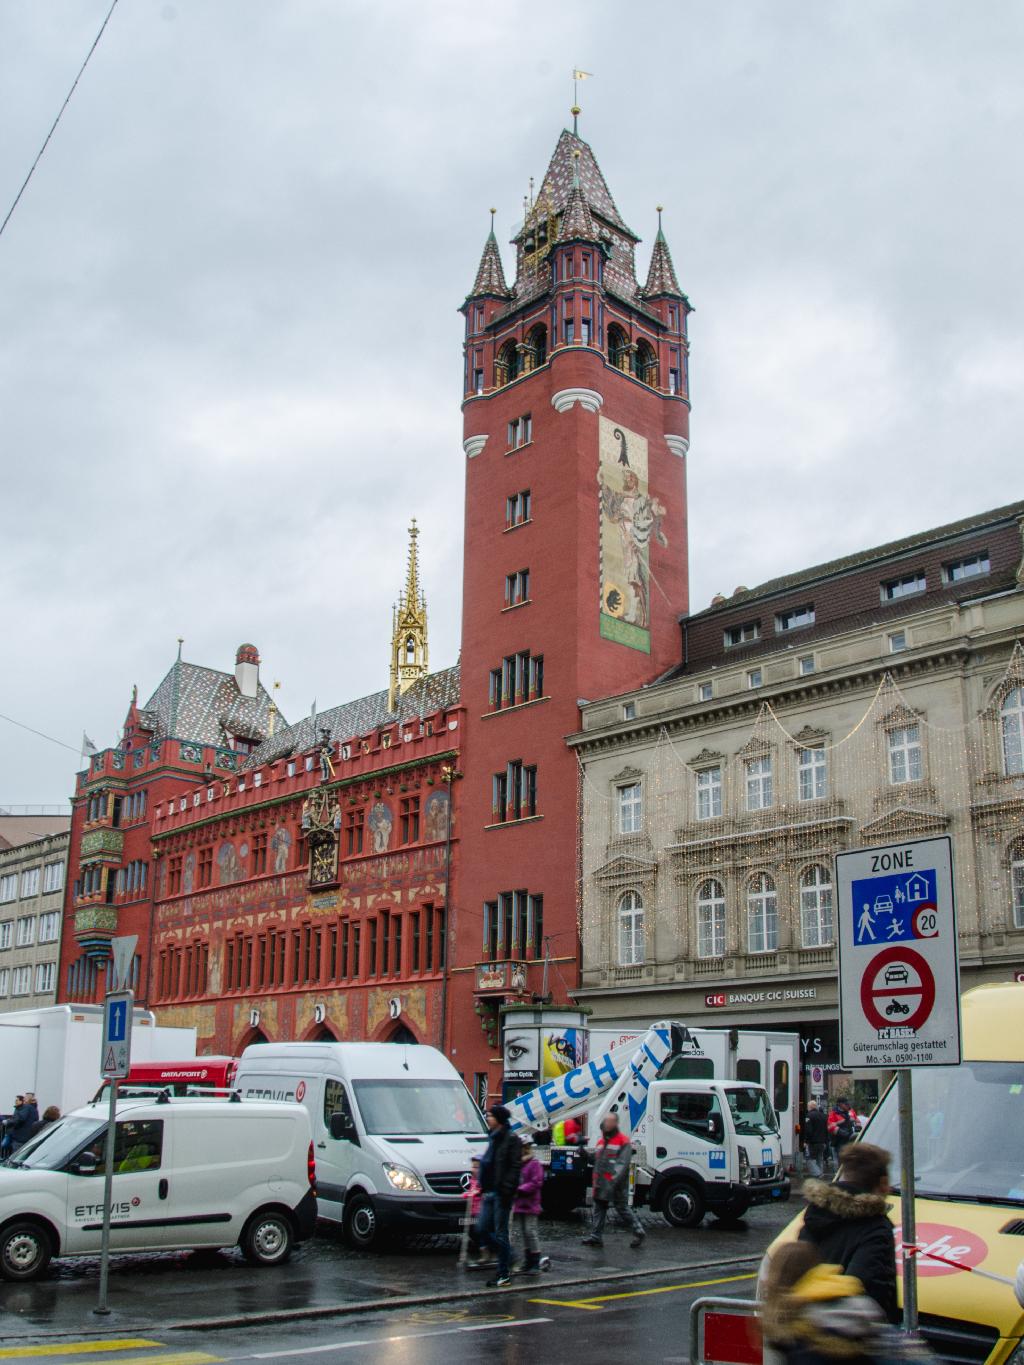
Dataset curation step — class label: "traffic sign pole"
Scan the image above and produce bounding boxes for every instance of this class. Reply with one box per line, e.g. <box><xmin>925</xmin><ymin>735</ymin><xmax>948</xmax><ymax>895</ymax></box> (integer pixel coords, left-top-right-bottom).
<box><xmin>898</xmin><ymin>1070</ymin><xmax>917</xmax><ymax>1333</ymax></box>
<box><xmin>94</xmin><ymin>1076</ymin><xmax>118</xmax><ymax>1316</ymax></box>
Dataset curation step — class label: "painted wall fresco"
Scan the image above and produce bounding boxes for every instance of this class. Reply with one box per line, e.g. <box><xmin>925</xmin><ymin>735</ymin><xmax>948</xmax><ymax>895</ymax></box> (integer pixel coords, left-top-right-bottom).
<box><xmin>598</xmin><ymin>416</ymin><xmax>667</xmax><ymax>653</ymax></box>
<box><xmin>367</xmin><ymin>802</ymin><xmax>393</xmax><ymax>852</ymax></box>
<box><xmin>423</xmin><ymin>789</ymin><xmax>450</xmax><ymax>842</ymax></box>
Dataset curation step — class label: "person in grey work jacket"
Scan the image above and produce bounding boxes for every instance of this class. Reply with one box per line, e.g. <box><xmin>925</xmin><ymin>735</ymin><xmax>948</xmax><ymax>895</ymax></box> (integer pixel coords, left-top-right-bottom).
<box><xmin>581</xmin><ymin>1113</ymin><xmax>645</xmax><ymax>1249</ymax></box>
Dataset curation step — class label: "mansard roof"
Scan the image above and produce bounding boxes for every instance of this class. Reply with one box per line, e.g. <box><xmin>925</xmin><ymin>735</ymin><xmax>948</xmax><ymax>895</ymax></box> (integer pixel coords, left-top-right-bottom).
<box><xmin>246</xmin><ymin>663</ymin><xmax>461</xmax><ymax>767</ymax></box>
<box><xmin>143</xmin><ymin>660</ymin><xmax>282</xmax><ymax>749</ymax></box>
<box><xmin>468</xmin><ymin>229</ymin><xmax>511</xmax><ymax>299</ymax></box>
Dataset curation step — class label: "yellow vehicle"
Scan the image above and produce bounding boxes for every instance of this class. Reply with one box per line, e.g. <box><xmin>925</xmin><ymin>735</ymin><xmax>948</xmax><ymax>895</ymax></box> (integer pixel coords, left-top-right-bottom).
<box><xmin>773</xmin><ymin>984</ymin><xmax>1024</xmax><ymax>1364</ymax></box>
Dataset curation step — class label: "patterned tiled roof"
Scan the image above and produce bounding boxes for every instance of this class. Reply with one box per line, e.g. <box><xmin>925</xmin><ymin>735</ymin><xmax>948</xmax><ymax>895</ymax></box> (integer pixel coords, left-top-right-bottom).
<box><xmin>558</xmin><ymin>180</ymin><xmax>599</xmax><ymax>243</ymax></box>
<box><xmin>468</xmin><ymin>230</ymin><xmax>511</xmax><ymax>299</ymax></box>
<box><xmin>643</xmin><ymin>227</ymin><xmax>684</xmax><ymax>298</ymax></box>
<box><xmin>531</xmin><ymin>129</ymin><xmax>635</xmax><ymax>238</ymax></box>
<box><xmin>246</xmin><ymin>663</ymin><xmax>461</xmax><ymax>767</ymax></box>
<box><xmin>144</xmin><ymin>660</ymin><xmax>283</xmax><ymax>748</ymax></box>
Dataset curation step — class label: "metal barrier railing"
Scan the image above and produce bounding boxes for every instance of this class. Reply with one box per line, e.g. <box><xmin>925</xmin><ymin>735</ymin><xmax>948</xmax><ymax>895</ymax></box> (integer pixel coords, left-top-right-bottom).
<box><xmin>690</xmin><ymin>1296</ymin><xmax>762</xmax><ymax>1365</ymax></box>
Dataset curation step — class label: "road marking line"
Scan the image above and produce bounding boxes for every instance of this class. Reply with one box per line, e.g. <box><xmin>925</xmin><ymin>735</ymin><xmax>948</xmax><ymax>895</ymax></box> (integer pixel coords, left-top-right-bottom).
<box><xmin>0</xmin><ymin>1348</ymin><xmax>162</xmax><ymax>1361</ymax></box>
<box><xmin>105</xmin><ymin>1355</ymin><xmax>223</xmax><ymax>1365</ymax></box>
<box><xmin>531</xmin><ymin>1270</ymin><xmax>756</xmax><ymax>1311</ymax></box>
<box><xmin>246</xmin><ymin>1318</ymin><xmax>551</xmax><ymax>1358</ymax></box>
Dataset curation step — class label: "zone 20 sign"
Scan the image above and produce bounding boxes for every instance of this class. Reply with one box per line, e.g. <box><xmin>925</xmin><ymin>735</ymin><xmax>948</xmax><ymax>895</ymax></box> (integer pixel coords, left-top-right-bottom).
<box><xmin>836</xmin><ymin>836</ymin><xmax>961</xmax><ymax>1070</ymax></box>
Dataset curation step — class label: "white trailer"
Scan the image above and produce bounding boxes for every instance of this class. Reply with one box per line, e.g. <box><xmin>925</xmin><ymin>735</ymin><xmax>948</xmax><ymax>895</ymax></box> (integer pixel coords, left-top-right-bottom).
<box><xmin>588</xmin><ymin>1025</ymin><xmax>800</xmax><ymax>1162</ymax></box>
<box><xmin>0</xmin><ymin>1005</ymin><xmax>196</xmax><ymax>1116</ymax></box>
<box><xmin>509</xmin><ymin>1022</ymin><xmax>791</xmax><ymax>1227</ymax></box>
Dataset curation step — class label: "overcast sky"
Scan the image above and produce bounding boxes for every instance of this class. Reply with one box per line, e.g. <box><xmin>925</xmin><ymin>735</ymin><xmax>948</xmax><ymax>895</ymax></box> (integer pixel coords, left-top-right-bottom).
<box><xmin>2</xmin><ymin>1</ymin><xmax>1022</xmax><ymax>806</ymax></box>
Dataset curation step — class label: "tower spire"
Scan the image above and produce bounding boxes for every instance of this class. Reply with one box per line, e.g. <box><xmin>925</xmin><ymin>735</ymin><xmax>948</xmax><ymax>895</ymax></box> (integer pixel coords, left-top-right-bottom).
<box><xmin>466</xmin><ymin>211</ymin><xmax>511</xmax><ymax>300</ymax></box>
<box><xmin>643</xmin><ymin>205</ymin><xmax>686</xmax><ymax>298</ymax></box>
<box><xmin>388</xmin><ymin>519</ymin><xmax>430</xmax><ymax>712</ymax></box>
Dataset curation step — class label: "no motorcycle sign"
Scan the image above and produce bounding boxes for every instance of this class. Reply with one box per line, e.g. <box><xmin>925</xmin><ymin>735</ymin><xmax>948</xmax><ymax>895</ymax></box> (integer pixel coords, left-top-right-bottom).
<box><xmin>836</xmin><ymin>836</ymin><xmax>961</xmax><ymax>1069</ymax></box>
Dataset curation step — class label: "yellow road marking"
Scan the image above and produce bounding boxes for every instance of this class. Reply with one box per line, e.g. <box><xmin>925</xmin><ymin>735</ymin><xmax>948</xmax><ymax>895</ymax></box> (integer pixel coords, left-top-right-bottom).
<box><xmin>0</xmin><ymin>1347</ymin><xmax>162</xmax><ymax>1360</ymax></box>
<box><xmin>531</xmin><ymin>1270</ymin><xmax>756</xmax><ymax>1312</ymax></box>
<box><xmin>101</xmin><ymin>1355</ymin><xmax>222</xmax><ymax>1365</ymax></box>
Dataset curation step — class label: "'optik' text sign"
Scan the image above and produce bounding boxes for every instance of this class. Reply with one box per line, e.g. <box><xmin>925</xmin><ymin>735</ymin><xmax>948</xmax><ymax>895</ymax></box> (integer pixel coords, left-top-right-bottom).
<box><xmin>836</xmin><ymin>836</ymin><xmax>961</xmax><ymax>1069</ymax></box>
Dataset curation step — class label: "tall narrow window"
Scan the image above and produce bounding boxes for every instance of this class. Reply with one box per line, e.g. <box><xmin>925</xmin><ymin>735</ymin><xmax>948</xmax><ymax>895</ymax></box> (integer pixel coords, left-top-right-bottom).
<box><xmin>399</xmin><ymin>797</ymin><xmax>420</xmax><ymax>845</ymax></box>
<box><xmin>617</xmin><ymin>890</ymin><xmax>644</xmax><ymax>966</ymax></box>
<box><xmin>888</xmin><ymin>725</ymin><xmax>923</xmax><ymax>785</ymax></box>
<box><xmin>747</xmin><ymin>873</ymin><xmax>778</xmax><ymax>954</ymax></box>
<box><xmin>1001</xmin><ymin>688</ymin><xmax>1024</xmax><ymax>776</ymax></box>
<box><xmin>617</xmin><ymin>782</ymin><xmax>642</xmax><ymax>835</ymax></box>
<box><xmin>745</xmin><ymin>755</ymin><xmax>773</xmax><ymax>810</ymax></box>
<box><xmin>696</xmin><ymin>766</ymin><xmax>722</xmax><ymax>821</ymax></box>
<box><xmin>504</xmin><ymin>569</ymin><xmax>530</xmax><ymax>606</ymax></box>
<box><xmin>798</xmin><ymin>746</ymin><xmax>827</xmax><ymax>801</ymax></box>
<box><xmin>1012</xmin><ymin>846</ymin><xmax>1024</xmax><ymax>931</ymax></box>
<box><xmin>800</xmin><ymin>864</ymin><xmax>834</xmax><ymax>947</ymax></box>
<box><xmin>696</xmin><ymin>880</ymin><xmax>726</xmax><ymax>959</ymax></box>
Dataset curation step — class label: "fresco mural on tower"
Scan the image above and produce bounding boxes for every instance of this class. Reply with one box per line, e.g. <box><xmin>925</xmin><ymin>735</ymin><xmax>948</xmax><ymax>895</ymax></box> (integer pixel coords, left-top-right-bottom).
<box><xmin>598</xmin><ymin>416</ymin><xmax>667</xmax><ymax>653</ymax></box>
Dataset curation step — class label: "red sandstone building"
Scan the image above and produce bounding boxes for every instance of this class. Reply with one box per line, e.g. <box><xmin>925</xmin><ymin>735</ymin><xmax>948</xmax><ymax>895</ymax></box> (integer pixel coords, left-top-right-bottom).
<box><xmin>57</xmin><ymin>122</ymin><xmax>693</xmax><ymax>1100</ymax></box>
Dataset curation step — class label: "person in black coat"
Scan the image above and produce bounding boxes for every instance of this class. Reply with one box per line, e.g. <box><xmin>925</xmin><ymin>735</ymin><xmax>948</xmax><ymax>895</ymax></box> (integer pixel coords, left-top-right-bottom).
<box><xmin>9</xmin><ymin>1095</ymin><xmax>39</xmax><ymax>1152</ymax></box>
<box><xmin>798</xmin><ymin>1142</ymin><xmax>898</xmax><ymax>1324</ymax></box>
<box><xmin>802</xmin><ymin>1101</ymin><xmax>830</xmax><ymax>1178</ymax></box>
<box><xmin>475</xmin><ymin>1104</ymin><xmax>523</xmax><ymax>1288</ymax></box>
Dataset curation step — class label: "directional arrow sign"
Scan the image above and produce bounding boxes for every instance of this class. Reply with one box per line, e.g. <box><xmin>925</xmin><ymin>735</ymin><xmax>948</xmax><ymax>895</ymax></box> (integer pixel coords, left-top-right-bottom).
<box><xmin>101</xmin><ymin>989</ymin><xmax>134</xmax><ymax>1079</ymax></box>
<box><xmin>836</xmin><ymin>836</ymin><xmax>960</xmax><ymax>1069</ymax></box>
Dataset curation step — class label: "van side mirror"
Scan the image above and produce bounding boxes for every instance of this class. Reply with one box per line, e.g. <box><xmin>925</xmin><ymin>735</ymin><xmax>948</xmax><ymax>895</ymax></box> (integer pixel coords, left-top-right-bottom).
<box><xmin>329</xmin><ymin>1112</ymin><xmax>356</xmax><ymax>1143</ymax></box>
<box><xmin>708</xmin><ymin>1115</ymin><xmax>724</xmax><ymax>1143</ymax></box>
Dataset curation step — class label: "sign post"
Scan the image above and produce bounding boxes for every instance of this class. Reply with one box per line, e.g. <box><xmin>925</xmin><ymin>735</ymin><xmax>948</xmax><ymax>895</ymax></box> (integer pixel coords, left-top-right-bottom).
<box><xmin>835</xmin><ymin>836</ymin><xmax>960</xmax><ymax>1334</ymax></box>
<box><xmin>94</xmin><ymin>981</ymin><xmax>133</xmax><ymax>1316</ymax></box>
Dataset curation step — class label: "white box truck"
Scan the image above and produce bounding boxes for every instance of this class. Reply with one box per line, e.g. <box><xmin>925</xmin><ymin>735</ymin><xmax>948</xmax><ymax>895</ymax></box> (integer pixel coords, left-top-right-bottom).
<box><xmin>234</xmin><ymin>1040</ymin><xmax>488</xmax><ymax>1249</ymax></box>
<box><xmin>0</xmin><ymin>1006</ymin><xmax>197</xmax><ymax>1117</ymax></box>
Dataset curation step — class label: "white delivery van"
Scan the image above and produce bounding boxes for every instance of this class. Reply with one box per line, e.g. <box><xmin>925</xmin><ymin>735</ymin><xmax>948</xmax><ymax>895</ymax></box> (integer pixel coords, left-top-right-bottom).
<box><xmin>0</xmin><ymin>1096</ymin><xmax>316</xmax><ymax>1281</ymax></box>
<box><xmin>235</xmin><ymin>1041</ymin><xmax>487</xmax><ymax>1248</ymax></box>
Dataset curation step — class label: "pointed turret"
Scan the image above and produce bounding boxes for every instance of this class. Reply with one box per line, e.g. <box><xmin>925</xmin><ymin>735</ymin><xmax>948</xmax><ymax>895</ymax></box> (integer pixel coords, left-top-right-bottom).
<box><xmin>558</xmin><ymin>152</ymin><xmax>599</xmax><ymax>242</ymax></box>
<box><xmin>388</xmin><ymin>520</ymin><xmax>430</xmax><ymax>712</ymax></box>
<box><xmin>643</xmin><ymin>209</ymin><xmax>686</xmax><ymax>299</ymax></box>
<box><xmin>467</xmin><ymin>214</ymin><xmax>511</xmax><ymax>300</ymax></box>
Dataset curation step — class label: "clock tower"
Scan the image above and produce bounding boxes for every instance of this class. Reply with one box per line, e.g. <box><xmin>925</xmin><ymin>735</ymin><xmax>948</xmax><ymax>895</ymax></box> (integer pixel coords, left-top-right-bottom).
<box><xmin>449</xmin><ymin>123</ymin><xmax>693</xmax><ymax>1098</ymax></box>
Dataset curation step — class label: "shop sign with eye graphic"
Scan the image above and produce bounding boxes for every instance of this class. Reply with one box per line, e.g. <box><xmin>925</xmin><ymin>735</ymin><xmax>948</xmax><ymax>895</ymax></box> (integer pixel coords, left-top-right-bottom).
<box><xmin>503</xmin><ymin>1029</ymin><xmax>539</xmax><ymax>1079</ymax></box>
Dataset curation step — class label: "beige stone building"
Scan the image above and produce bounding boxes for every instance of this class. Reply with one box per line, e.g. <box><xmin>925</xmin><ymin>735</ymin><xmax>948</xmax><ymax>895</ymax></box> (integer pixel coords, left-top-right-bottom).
<box><xmin>570</xmin><ymin>502</ymin><xmax>1024</xmax><ymax>1096</ymax></box>
<box><xmin>0</xmin><ymin>825</ymin><xmax>71</xmax><ymax>1012</ymax></box>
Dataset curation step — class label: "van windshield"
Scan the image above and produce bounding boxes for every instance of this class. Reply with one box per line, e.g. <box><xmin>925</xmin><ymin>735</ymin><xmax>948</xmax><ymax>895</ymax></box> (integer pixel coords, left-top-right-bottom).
<box><xmin>4</xmin><ymin>1117</ymin><xmax>102</xmax><ymax>1172</ymax></box>
<box><xmin>862</xmin><ymin>1062</ymin><xmax>1024</xmax><ymax>1206</ymax></box>
<box><xmin>353</xmin><ymin>1080</ymin><xmax>485</xmax><ymax>1136</ymax></box>
<box><xmin>725</xmin><ymin>1086</ymin><xmax>779</xmax><ymax>1137</ymax></box>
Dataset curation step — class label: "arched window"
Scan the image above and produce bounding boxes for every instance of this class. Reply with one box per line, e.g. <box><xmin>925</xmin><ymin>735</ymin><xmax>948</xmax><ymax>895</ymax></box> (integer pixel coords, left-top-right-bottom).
<box><xmin>524</xmin><ymin>323</ymin><xmax>547</xmax><ymax>371</ymax></box>
<box><xmin>608</xmin><ymin>323</ymin><xmax>630</xmax><ymax>373</ymax></box>
<box><xmin>747</xmin><ymin>873</ymin><xmax>778</xmax><ymax>954</ymax></box>
<box><xmin>617</xmin><ymin>890</ymin><xmax>645</xmax><ymax>966</ymax></box>
<box><xmin>800</xmin><ymin>864</ymin><xmax>834</xmax><ymax>947</ymax></box>
<box><xmin>1012</xmin><ymin>844</ymin><xmax>1024</xmax><ymax>931</ymax></box>
<box><xmin>635</xmin><ymin>339</ymin><xmax>659</xmax><ymax>387</ymax></box>
<box><xmin>495</xmin><ymin>339</ymin><xmax>519</xmax><ymax>388</ymax></box>
<box><xmin>696</xmin><ymin>879</ymin><xmax>725</xmax><ymax>959</ymax></box>
<box><xmin>405</xmin><ymin>636</ymin><xmax>416</xmax><ymax>662</ymax></box>
<box><xmin>1002</xmin><ymin>688</ymin><xmax>1024</xmax><ymax>776</ymax></box>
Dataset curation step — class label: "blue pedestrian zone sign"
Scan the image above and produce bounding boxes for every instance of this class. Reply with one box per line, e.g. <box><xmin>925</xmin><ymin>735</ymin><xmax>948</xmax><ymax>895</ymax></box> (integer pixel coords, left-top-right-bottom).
<box><xmin>852</xmin><ymin>868</ymin><xmax>938</xmax><ymax>946</ymax></box>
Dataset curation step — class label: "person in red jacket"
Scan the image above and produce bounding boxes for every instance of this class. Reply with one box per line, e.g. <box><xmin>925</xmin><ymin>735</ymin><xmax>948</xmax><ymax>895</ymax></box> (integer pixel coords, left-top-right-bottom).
<box><xmin>581</xmin><ymin>1113</ymin><xmax>645</xmax><ymax>1250</ymax></box>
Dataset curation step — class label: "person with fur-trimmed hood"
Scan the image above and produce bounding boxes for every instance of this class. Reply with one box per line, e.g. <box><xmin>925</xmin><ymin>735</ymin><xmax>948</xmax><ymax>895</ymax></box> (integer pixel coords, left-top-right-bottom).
<box><xmin>799</xmin><ymin>1142</ymin><xmax>898</xmax><ymax>1324</ymax></box>
<box><xmin>761</xmin><ymin>1241</ymin><xmax>934</xmax><ymax>1365</ymax></box>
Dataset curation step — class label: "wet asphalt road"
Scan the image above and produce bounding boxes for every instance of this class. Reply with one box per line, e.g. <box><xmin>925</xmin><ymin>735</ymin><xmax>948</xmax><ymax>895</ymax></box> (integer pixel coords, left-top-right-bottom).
<box><xmin>0</xmin><ymin>1199</ymin><xmax>794</xmax><ymax>1361</ymax></box>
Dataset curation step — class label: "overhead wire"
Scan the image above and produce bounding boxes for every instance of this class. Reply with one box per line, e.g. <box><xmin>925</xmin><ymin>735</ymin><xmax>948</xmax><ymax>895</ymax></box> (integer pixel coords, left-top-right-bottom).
<box><xmin>0</xmin><ymin>0</ymin><xmax>120</xmax><ymax>242</ymax></box>
<box><xmin>0</xmin><ymin>711</ymin><xmax>82</xmax><ymax>755</ymax></box>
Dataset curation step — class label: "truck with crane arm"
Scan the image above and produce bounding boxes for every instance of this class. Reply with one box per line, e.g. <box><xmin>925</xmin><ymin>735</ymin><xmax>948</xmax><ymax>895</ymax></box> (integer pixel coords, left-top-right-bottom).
<box><xmin>505</xmin><ymin>1021</ymin><xmax>790</xmax><ymax>1227</ymax></box>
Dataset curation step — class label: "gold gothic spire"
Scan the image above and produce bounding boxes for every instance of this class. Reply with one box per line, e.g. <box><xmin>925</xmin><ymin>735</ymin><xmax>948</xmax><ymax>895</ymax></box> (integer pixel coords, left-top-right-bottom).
<box><xmin>388</xmin><ymin>519</ymin><xmax>429</xmax><ymax>712</ymax></box>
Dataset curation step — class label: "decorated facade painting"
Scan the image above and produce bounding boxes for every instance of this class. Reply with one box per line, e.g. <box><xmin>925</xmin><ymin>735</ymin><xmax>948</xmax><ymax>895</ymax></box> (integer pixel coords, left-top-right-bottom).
<box><xmin>423</xmin><ymin>789</ymin><xmax>450</xmax><ymax>842</ymax></box>
<box><xmin>271</xmin><ymin>825</ymin><xmax>292</xmax><ymax>873</ymax></box>
<box><xmin>598</xmin><ymin>416</ymin><xmax>667</xmax><ymax>653</ymax></box>
<box><xmin>217</xmin><ymin>840</ymin><xmax>245</xmax><ymax>884</ymax></box>
<box><xmin>367</xmin><ymin>802</ymin><xmax>393</xmax><ymax>853</ymax></box>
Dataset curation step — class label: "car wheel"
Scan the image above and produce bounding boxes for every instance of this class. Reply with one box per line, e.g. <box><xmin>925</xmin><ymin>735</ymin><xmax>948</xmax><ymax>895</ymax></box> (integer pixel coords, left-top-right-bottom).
<box><xmin>0</xmin><ymin>1221</ymin><xmax>53</xmax><ymax>1281</ymax></box>
<box><xmin>661</xmin><ymin>1180</ymin><xmax>706</xmax><ymax>1229</ymax></box>
<box><xmin>711</xmin><ymin>1197</ymin><xmax>749</xmax><ymax>1225</ymax></box>
<box><xmin>241</xmin><ymin>1209</ymin><xmax>294</xmax><ymax>1266</ymax></box>
<box><xmin>344</xmin><ymin>1191</ymin><xmax>380</xmax><ymax>1250</ymax></box>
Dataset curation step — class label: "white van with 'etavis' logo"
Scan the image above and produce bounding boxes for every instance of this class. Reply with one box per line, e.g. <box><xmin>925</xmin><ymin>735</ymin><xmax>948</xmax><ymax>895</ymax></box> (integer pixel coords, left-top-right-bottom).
<box><xmin>235</xmin><ymin>1041</ymin><xmax>487</xmax><ymax>1249</ymax></box>
<box><xmin>0</xmin><ymin>1096</ymin><xmax>317</xmax><ymax>1281</ymax></box>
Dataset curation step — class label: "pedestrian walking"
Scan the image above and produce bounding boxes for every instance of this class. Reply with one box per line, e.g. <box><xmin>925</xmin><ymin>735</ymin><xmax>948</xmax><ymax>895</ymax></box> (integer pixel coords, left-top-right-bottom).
<box><xmin>581</xmin><ymin>1113</ymin><xmax>645</xmax><ymax>1250</ymax></box>
<box><xmin>802</xmin><ymin>1100</ymin><xmax>829</xmax><ymax>1178</ymax></box>
<box><xmin>461</xmin><ymin>1156</ymin><xmax>488</xmax><ymax>1267</ymax></box>
<box><xmin>476</xmin><ymin>1104</ymin><xmax>522</xmax><ymax>1288</ymax></box>
<box><xmin>8</xmin><ymin>1094</ymin><xmax>38</xmax><ymax>1153</ymax></box>
<box><xmin>761</xmin><ymin>1240</ymin><xmax>935</xmax><ymax>1365</ymax></box>
<box><xmin>511</xmin><ymin>1138</ymin><xmax>548</xmax><ymax>1275</ymax></box>
<box><xmin>799</xmin><ymin>1142</ymin><xmax>898</xmax><ymax>1323</ymax></box>
<box><xmin>826</xmin><ymin>1098</ymin><xmax>856</xmax><ymax>1167</ymax></box>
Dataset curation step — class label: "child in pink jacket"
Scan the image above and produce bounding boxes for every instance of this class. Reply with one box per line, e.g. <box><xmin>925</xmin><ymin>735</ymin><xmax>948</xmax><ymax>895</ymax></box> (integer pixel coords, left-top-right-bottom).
<box><xmin>512</xmin><ymin>1138</ymin><xmax>548</xmax><ymax>1274</ymax></box>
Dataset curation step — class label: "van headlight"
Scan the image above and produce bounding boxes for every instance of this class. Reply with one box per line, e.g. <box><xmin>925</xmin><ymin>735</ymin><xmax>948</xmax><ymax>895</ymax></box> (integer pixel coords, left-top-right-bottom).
<box><xmin>382</xmin><ymin>1162</ymin><xmax>424</xmax><ymax>1193</ymax></box>
<box><xmin>738</xmin><ymin>1147</ymin><xmax>752</xmax><ymax>1185</ymax></box>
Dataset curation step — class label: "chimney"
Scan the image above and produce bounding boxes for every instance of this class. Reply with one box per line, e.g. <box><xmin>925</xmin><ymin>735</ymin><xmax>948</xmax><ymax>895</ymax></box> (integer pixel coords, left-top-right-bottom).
<box><xmin>235</xmin><ymin>643</ymin><xmax>260</xmax><ymax>699</ymax></box>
